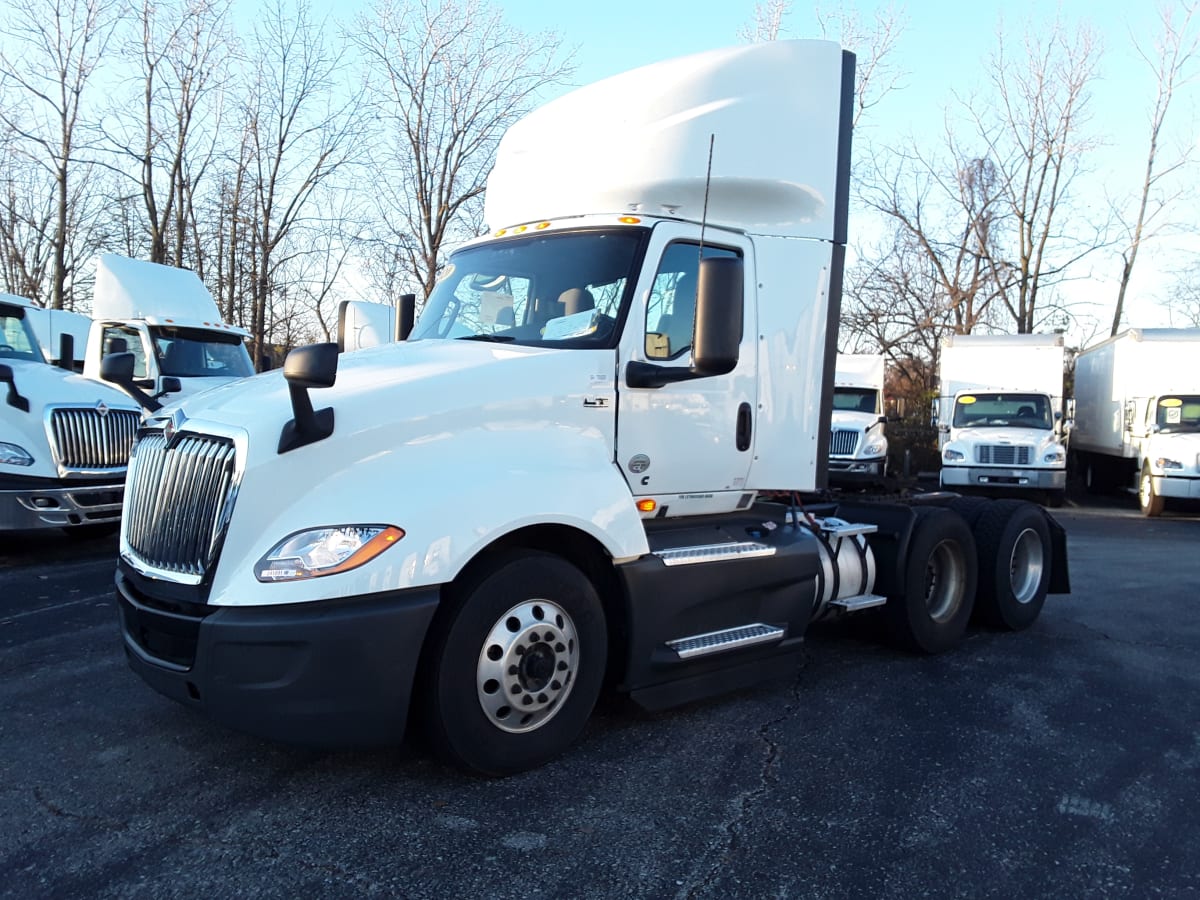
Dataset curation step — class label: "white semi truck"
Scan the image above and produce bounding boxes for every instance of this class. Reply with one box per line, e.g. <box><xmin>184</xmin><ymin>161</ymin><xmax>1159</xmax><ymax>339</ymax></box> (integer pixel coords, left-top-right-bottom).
<box><xmin>935</xmin><ymin>333</ymin><xmax>1068</xmax><ymax>506</ymax></box>
<box><xmin>1</xmin><ymin>293</ymin><xmax>141</xmax><ymax>533</ymax></box>
<box><xmin>83</xmin><ymin>254</ymin><xmax>255</xmax><ymax>403</ymax></box>
<box><xmin>104</xmin><ymin>41</ymin><xmax>1069</xmax><ymax>776</ymax></box>
<box><xmin>828</xmin><ymin>353</ymin><xmax>888</xmax><ymax>484</ymax></box>
<box><xmin>1071</xmin><ymin>328</ymin><xmax>1200</xmax><ymax>516</ymax></box>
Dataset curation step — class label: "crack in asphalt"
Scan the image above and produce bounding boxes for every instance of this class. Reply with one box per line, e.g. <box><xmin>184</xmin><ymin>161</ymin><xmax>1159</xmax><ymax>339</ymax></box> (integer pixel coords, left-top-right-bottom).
<box><xmin>678</xmin><ymin>666</ymin><xmax>805</xmax><ymax>900</ymax></box>
<box><xmin>33</xmin><ymin>787</ymin><xmax>128</xmax><ymax>831</ymax></box>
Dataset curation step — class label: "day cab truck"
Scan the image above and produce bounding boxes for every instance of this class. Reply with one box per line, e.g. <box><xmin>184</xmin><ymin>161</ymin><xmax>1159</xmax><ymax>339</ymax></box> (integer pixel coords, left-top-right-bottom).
<box><xmin>828</xmin><ymin>353</ymin><xmax>888</xmax><ymax>485</ymax></box>
<box><xmin>934</xmin><ymin>333</ymin><xmax>1068</xmax><ymax>506</ymax></box>
<box><xmin>1070</xmin><ymin>328</ymin><xmax>1200</xmax><ymax>516</ymax></box>
<box><xmin>104</xmin><ymin>40</ymin><xmax>1069</xmax><ymax>776</ymax></box>
<box><xmin>83</xmin><ymin>254</ymin><xmax>255</xmax><ymax>402</ymax></box>
<box><xmin>1</xmin><ymin>293</ymin><xmax>141</xmax><ymax>534</ymax></box>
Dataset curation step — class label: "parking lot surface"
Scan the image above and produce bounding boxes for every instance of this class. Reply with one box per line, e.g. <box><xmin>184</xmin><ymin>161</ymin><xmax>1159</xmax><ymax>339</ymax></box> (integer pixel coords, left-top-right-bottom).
<box><xmin>2</xmin><ymin>495</ymin><xmax>1198</xmax><ymax>898</ymax></box>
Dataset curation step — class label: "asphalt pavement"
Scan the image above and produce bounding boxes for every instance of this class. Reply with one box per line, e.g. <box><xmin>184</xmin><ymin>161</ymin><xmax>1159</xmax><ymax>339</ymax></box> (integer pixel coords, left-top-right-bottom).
<box><xmin>2</xmin><ymin>494</ymin><xmax>1198</xmax><ymax>899</ymax></box>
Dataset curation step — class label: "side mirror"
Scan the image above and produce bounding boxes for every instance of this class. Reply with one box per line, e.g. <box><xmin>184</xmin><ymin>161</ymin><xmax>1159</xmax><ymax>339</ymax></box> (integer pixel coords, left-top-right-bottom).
<box><xmin>100</xmin><ymin>351</ymin><xmax>162</xmax><ymax>412</ymax></box>
<box><xmin>938</xmin><ymin>423</ymin><xmax>950</xmax><ymax>435</ymax></box>
<box><xmin>692</xmin><ymin>256</ymin><xmax>743</xmax><ymax>377</ymax></box>
<box><xmin>278</xmin><ymin>343</ymin><xmax>338</xmax><ymax>453</ymax></box>
<box><xmin>0</xmin><ymin>363</ymin><xmax>30</xmax><ymax>412</ymax></box>
<box><xmin>877</xmin><ymin>415</ymin><xmax>889</xmax><ymax>426</ymax></box>
<box><xmin>155</xmin><ymin>376</ymin><xmax>182</xmax><ymax>398</ymax></box>
<box><xmin>58</xmin><ymin>333</ymin><xmax>75</xmax><ymax>371</ymax></box>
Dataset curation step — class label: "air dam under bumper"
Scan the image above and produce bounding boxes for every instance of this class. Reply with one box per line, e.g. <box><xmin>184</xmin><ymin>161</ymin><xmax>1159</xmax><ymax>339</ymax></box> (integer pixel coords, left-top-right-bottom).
<box><xmin>1</xmin><ymin>477</ymin><xmax>124</xmax><ymax>530</ymax></box>
<box><xmin>1153</xmin><ymin>474</ymin><xmax>1200</xmax><ymax>500</ymax></box>
<box><xmin>828</xmin><ymin>457</ymin><xmax>885</xmax><ymax>482</ymax></box>
<box><xmin>116</xmin><ymin>570</ymin><xmax>440</xmax><ymax>747</ymax></box>
<box><xmin>940</xmin><ymin>466</ymin><xmax>1065</xmax><ymax>490</ymax></box>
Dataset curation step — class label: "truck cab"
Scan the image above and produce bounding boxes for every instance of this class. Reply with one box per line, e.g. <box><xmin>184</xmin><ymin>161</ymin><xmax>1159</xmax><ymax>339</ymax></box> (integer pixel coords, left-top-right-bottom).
<box><xmin>1128</xmin><ymin>394</ymin><xmax>1200</xmax><ymax>515</ymax></box>
<box><xmin>83</xmin><ymin>255</ymin><xmax>254</xmax><ymax>402</ymax></box>
<box><xmin>828</xmin><ymin>353</ymin><xmax>888</xmax><ymax>485</ymax></box>
<box><xmin>1</xmin><ymin>294</ymin><xmax>141</xmax><ymax>533</ymax></box>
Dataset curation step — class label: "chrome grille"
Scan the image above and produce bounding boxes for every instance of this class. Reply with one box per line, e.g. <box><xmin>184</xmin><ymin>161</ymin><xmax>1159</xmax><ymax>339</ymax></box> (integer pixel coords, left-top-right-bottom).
<box><xmin>829</xmin><ymin>429</ymin><xmax>859</xmax><ymax>455</ymax></box>
<box><xmin>124</xmin><ymin>432</ymin><xmax>238</xmax><ymax>579</ymax></box>
<box><xmin>49</xmin><ymin>407</ymin><xmax>140</xmax><ymax>470</ymax></box>
<box><xmin>976</xmin><ymin>445</ymin><xmax>1031</xmax><ymax>465</ymax></box>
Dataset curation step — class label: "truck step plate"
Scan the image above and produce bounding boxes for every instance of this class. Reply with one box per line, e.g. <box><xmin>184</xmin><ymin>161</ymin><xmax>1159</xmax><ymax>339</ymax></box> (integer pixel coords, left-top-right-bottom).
<box><xmin>666</xmin><ymin>623</ymin><xmax>785</xmax><ymax>659</ymax></box>
<box><xmin>654</xmin><ymin>541</ymin><xmax>775</xmax><ymax>567</ymax></box>
<box><xmin>829</xmin><ymin>593</ymin><xmax>887</xmax><ymax>611</ymax></box>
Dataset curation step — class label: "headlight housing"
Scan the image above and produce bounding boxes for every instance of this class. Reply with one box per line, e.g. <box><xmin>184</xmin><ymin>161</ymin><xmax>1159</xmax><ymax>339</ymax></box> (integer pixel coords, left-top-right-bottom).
<box><xmin>0</xmin><ymin>442</ymin><xmax>34</xmax><ymax>467</ymax></box>
<box><xmin>1043</xmin><ymin>447</ymin><xmax>1065</xmax><ymax>464</ymax></box>
<box><xmin>1155</xmin><ymin>457</ymin><xmax>1183</xmax><ymax>470</ymax></box>
<box><xmin>943</xmin><ymin>448</ymin><xmax>965</xmax><ymax>462</ymax></box>
<box><xmin>864</xmin><ymin>439</ymin><xmax>887</xmax><ymax>457</ymax></box>
<box><xmin>255</xmin><ymin>525</ymin><xmax>405</xmax><ymax>582</ymax></box>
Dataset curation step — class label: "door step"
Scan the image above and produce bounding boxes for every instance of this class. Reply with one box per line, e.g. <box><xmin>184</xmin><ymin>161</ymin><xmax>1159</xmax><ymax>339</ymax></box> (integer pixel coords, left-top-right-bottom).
<box><xmin>654</xmin><ymin>541</ymin><xmax>775</xmax><ymax>567</ymax></box>
<box><xmin>828</xmin><ymin>593</ymin><xmax>887</xmax><ymax>611</ymax></box>
<box><xmin>666</xmin><ymin>623</ymin><xmax>785</xmax><ymax>659</ymax></box>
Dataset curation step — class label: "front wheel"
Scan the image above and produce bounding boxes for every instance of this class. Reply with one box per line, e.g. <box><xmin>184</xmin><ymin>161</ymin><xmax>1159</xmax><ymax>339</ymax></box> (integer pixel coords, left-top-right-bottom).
<box><xmin>1139</xmin><ymin>465</ymin><xmax>1165</xmax><ymax>517</ymax></box>
<box><xmin>419</xmin><ymin>551</ymin><xmax>607</xmax><ymax>776</ymax></box>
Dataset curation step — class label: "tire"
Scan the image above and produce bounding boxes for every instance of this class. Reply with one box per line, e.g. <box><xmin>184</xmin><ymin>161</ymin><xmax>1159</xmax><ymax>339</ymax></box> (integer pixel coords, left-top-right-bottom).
<box><xmin>947</xmin><ymin>495</ymin><xmax>991</xmax><ymax>527</ymax></box>
<box><xmin>972</xmin><ymin>500</ymin><xmax>1050</xmax><ymax>630</ymax></box>
<box><xmin>1045</xmin><ymin>489</ymin><xmax>1065</xmax><ymax>509</ymax></box>
<box><xmin>419</xmin><ymin>551</ymin><xmax>607</xmax><ymax>776</ymax></box>
<box><xmin>1139</xmin><ymin>465</ymin><xmax>1165</xmax><ymax>517</ymax></box>
<box><xmin>884</xmin><ymin>506</ymin><xmax>978</xmax><ymax>654</ymax></box>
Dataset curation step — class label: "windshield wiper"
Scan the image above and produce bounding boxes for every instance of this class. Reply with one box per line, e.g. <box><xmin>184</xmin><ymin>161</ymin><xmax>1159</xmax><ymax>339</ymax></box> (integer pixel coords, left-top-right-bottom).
<box><xmin>458</xmin><ymin>334</ymin><xmax>515</xmax><ymax>343</ymax></box>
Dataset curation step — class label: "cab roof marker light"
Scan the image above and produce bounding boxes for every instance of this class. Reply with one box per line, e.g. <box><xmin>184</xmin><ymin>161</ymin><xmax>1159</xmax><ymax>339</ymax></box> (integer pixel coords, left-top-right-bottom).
<box><xmin>618</xmin><ymin>216</ymin><xmax>641</xmax><ymax>224</ymax></box>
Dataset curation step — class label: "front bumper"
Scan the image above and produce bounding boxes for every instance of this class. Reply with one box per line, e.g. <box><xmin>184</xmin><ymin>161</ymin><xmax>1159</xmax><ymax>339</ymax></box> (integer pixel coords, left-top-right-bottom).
<box><xmin>116</xmin><ymin>569</ymin><xmax>441</xmax><ymax>747</ymax></box>
<box><xmin>828</xmin><ymin>456</ymin><xmax>885</xmax><ymax>483</ymax></box>
<box><xmin>1152</xmin><ymin>474</ymin><xmax>1200</xmax><ymax>500</ymax></box>
<box><xmin>0</xmin><ymin>475</ymin><xmax>125</xmax><ymax>530</ymax></box>
<box><xmin>940</xmin><ymin>465</ymin><xmax>1066</xmax><ymax>490</ymax></box>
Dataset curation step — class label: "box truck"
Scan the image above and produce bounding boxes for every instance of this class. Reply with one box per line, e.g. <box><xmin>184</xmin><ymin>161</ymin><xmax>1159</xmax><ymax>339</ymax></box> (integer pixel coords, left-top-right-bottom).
<box><xmin>83</xmin><ymin>255</ymin><xmax>255</xmax><ymax>403</ymax></box>
<box><xmin>1</xmin><ymin>293</ymin><xmax>141</xmax><ymax>533</ymax></box>
<box><xmin>1070</xmin><ymin>328</ymin><xmax>1200</xmax><ymax>516</ymax></box>
<box><xmin>935</xmin><ymin>333</ymin><xmax>1067</xmax><ymax>506</ymax></box>
<box><xmin>103</xmin><ymin>41</ymin><xmax>1069</xmax><ymax>775</ymax></box>
<box><xmin>827</xmin><ymin>353</ymin><xmax>888</xmax><ymax>484</ymax></box>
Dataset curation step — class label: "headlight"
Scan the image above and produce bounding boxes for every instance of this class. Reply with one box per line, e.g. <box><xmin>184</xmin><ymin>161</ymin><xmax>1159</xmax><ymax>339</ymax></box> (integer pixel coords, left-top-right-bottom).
<box><xmin>943</xmin><ymin>449</ymin><xmax>964</xmax><ymax>462</ymax></box>
<box><xmin>1155</xmin><ymin>457</ymin><xmax>1183</xmax><ymax>470</ymax></box>
<box><xmin>864</xmin><ymin>440</ymin><xmax>887</xmax><ymax>457</ymax></box>
<box><xmin>255</xmin><ymin>525</ymin><xmax>405</xmax><ymax>582</ymax></box>
<box><xmin>1043</xmin><ymin>447</ymin><xmax>1065</xmax><ymax>464</ymax></box>
<box><xmin>0</xmin><ymin>442</ymin><xmax>34</xmax><ymax>467</ymax></box>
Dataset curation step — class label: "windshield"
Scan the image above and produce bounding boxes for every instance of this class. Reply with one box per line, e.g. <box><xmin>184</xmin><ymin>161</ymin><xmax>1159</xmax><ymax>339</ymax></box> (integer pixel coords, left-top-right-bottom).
<box><xmin>952</xmin><ymin>393</ymin><xmax>1053</xmax><ymax>429</ymax></box>
<box><xmin>150</xmin><ymin>326</ymin><xmax>254</xmax><ymax>378</ymax></box>
<box><xmin>410</xmin><ymin>229</ymin><xmax>647</xmax><ymax>347</ymax></box>
<box><xmin>833</xmin><ymin>387</ymin><xmax>880</xmax><ymax>414</ymax></box>
<box><xmin>0</xmin><ymin>304</ymin><xmax>44</xmax><ymax>363</ymax></box>
<box><xmin>1155</xmin><ymin>395</ymin><xmax>1200</xmax><ymax>433</ymax></box>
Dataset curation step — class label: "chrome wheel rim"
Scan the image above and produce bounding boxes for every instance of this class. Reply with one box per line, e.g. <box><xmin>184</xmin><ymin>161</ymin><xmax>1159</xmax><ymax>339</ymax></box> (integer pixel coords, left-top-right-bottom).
<box><xmin>925</xmin><ymin>539</ymin><xmax>966</xmax><ymax>623</ymax></box>
<box><xmin>477</xmin><ymin>599</ymin><xmax>578</xmax><ymax>734</ymax></box>
<box><xmin>1139</xmin><ymin>472</ymin><xmax>1153</xmax><ymax>509</ymax></box>
<box><xmin>1008</xmin><ymin>527</ymin><xmax>1044</xmax><ymax>604</ymax></box>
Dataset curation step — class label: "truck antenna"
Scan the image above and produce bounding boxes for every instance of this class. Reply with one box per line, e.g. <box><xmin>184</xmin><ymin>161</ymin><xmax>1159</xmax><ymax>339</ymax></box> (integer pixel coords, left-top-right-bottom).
<box><xmin>698</xmin><ymin>133</ymin><xmax>715</xmax><ymax>263</ymax></box>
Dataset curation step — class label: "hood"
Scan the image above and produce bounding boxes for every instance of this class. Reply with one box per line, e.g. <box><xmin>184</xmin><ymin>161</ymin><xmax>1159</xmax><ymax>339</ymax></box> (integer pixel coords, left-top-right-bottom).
<box><xmin>950</xmin><ymin>425</ymin><xmax>1059</xmax><ymax>448</ymax></box>
<box><xmin>3</xmin><ymin>357</ymin><xmax>139</xmax><ymax>411</ymax></box>
<box><xmin>830</xmin><ymin>410</ymin><xmax>882</xmax><ymax>430</ymax></box>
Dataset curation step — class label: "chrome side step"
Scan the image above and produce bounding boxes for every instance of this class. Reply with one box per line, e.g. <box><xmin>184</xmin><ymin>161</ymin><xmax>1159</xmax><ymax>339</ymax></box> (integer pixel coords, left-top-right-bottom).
<box><xmin>829</xmin><ymin>593</ymin><xmax>887</xmax><ymax>611</ymax></box>
<box><xmin>654</xmin><ymin>541</ymin><xmax>776</xmax><ymax>567</ymax></box>
<box><xmin>666</xmin><ymin>623</ymin><xmax>785</xmax><ymax>659</ymax></box>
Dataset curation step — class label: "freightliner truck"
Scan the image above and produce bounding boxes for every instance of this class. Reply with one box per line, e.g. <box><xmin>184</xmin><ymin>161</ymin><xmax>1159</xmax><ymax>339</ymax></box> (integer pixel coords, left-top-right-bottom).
<box><xmin>1</xmin><ymin>293</ymin><xmax>141</xmax><ymax>534</ymax></box>
<box><xmin>104</xmin><ymin>41</ymin><xmax>1069</xmax><ymax>775</ymax></box>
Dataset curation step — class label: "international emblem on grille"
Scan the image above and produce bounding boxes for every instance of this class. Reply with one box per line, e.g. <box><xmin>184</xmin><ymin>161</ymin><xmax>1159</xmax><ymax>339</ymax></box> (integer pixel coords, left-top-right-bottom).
<box><xmin>95</xmin><ymin>400</ymin><xmax>109</xmax><ymax>417</ymax></box>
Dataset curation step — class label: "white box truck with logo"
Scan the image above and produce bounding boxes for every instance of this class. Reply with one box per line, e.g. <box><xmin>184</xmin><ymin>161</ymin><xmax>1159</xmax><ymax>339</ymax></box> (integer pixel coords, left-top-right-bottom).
<box><xmin>828</xmin><ymin>353</ymin><xmax>888</xmax><ymax>484</ymax></box>
<box><xmin>104</xmin><ymin>41</ymin><xmax>1069</xmax><ymax>775</ymax></box>
<box><xmin>83</xmin><ymin>255</ymin><xmax>255</xmax><ymax>402</ymax></box>
<box><xmin>1</xmin><ymin>294</ymin><xmax>141</xmax><ymax>533</ymax></box>
<box><xmin>1071</xmin><ymin>328</ymin><xmax>1200</xmax><ymax>516</ymax></box>
<box><xmin>935</xmin><ymin>334</ymin><xmax>1067</xmax><ymax>506</ymax></box>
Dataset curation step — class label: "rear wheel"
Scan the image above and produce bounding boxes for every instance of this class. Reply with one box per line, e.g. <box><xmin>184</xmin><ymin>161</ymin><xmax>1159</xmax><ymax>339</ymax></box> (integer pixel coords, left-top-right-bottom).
<box><xmin>884</xmin><ymin>506</ymin><xmax>978</xmax><ymax>654</ymax></box>
<box><xmin>972</xmin><ymin>500</ymin><xmax>1050</xmax><ymax>630</ymax></box>
<box><xmin>1139</xmin><ymin>465</ymin><xmax>1165</xmax><ymax>517</ymax></box>
<box><xmin>419</xmin><ymin>551</ymin><xmax>607</xmax><ymax>776</ymax></box>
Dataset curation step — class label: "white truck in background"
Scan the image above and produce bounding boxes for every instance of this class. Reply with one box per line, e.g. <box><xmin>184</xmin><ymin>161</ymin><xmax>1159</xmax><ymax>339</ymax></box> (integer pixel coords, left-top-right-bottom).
<box><xmin>103</xmin><ymin>41</ymin><xmax>1068</xmax><ymax>777</ymax></box>
<box><xmin>828</xmin><ymin>353</ymin><xmax>888</xmax><ymax>485</ymax></box>
<box><xmin>1</xmin><ymin>293</ymin><xmax>141</xmax><ymax>534</ymax></box>
<box><xmin>1070</xmin><ymin>328</ymin><xmax>1200</xmax><ymax>517</ymax></box>
<box><xmin>83</xmin><ymin>255</ymin><xmax>254</xmax><ymax>403</ymax></box>
<box><xmin>26</xmin><ymin>306</ymin><xmax>91</xmax><ymax>370</ymax></box>
<box><xmin>935</xmin><ymin>333</ymin><xmax>1067</xmax><ymax>506</ymax></box>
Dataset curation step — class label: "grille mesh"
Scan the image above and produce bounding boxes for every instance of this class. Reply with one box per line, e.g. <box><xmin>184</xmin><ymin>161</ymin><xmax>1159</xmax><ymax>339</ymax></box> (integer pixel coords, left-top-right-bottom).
<box><xmin>49</xmin><ymin>407</ymin><xmax>140</xmax><ymax>469</ymax></box>
<box><xmin>829</xmin><ymin>429</ymin><xmax>859</xmax><ymax>455</ymax></box>
<box><xmin>976</xmin><ymin>445</ymin><xmax>1031</xmax><ymax>465</ymax></box>
<box><xmin>124</xmin><ymin>432</ymin><xmax>237</xmax><ymax>578</ymax></box>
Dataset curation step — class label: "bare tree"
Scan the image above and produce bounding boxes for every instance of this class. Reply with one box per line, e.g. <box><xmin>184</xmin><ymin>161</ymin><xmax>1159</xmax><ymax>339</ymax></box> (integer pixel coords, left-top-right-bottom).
<box><xmin>0</xmin><ymin>0</ymin><xmax>118</xmax><ymax>309</ymax></box>
<box><xmin>738</xmin><ymin>0</ymin><xmax>790</xmax><ymax>43</ymax></box>
<box><xmin>1109</xmin><ymin>1</ymin><xmax>1200</xmax><ymax>336</ymax></box>
<box><xmin>351</xmin><ymin>0</ymin><xmax>574</xmax><ymax>303</ymax></box>
<box><xmin>229</xmin><ymin>0</ymin><xmax>364</xmax><ymax>365</ymax></box>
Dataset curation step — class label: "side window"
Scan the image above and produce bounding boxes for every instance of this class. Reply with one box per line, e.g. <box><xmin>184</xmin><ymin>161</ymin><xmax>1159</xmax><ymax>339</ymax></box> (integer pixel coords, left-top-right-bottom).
<box><xmin>102</xmin><ymin>325</ymin><xmax>147</xmax><ymax>379</ymax></box>
<box><xmin>644</xmin><ymin>242</ymin><xmax>739</xmax><ymax>361</ymax></box>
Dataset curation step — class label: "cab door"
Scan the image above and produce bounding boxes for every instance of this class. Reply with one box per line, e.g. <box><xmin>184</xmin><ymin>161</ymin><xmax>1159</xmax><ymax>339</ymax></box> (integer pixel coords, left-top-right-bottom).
<box><xmin>615</xmin><ymin>225</ymin><xmax>757</xmax><ymax>507</ymax></box>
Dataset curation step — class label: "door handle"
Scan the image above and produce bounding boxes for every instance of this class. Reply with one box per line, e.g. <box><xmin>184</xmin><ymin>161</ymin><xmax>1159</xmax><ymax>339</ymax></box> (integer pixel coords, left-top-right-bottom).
<box><xmin>736</xmin><ymin>402</ymin><xmax>752</xmax><ymax>451</ymax></box>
